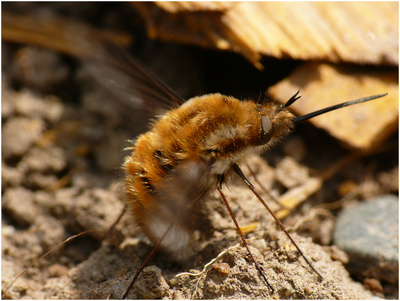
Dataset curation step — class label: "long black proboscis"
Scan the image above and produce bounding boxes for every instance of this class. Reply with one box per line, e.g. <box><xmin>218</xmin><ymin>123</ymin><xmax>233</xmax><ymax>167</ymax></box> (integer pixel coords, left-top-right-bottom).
<box><xmin>293</xmin><ymin>93</ymin><xmax>388</xmax><ymax>124</ymax></box>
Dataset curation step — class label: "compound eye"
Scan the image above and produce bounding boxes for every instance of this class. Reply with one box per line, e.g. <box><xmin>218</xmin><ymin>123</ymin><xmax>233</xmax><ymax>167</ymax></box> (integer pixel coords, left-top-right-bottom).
<box><xmin>261</xmin><ymin>116</ymin><xmax>274</xmax><ymax>145</ymax></box>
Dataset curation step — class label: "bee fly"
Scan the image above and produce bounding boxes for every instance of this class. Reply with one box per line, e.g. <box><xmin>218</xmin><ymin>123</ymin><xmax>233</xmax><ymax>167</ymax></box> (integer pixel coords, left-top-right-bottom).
<box><xmin>82</xmin><ymin>43</ymin><xmax>387</xmax><ymax>298</ymax></box>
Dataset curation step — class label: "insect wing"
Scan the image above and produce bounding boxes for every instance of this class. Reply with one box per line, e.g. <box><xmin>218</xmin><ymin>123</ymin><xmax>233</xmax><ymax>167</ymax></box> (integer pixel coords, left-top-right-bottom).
<box><xmin>143</xmin><ymin>159</ymin><xmax>212</xmax><ymax>253</ymax></box>
<box><xmin>81</xmin><ymin>42</ymin><xmax>185</xmax><ymax>119</ymax></box>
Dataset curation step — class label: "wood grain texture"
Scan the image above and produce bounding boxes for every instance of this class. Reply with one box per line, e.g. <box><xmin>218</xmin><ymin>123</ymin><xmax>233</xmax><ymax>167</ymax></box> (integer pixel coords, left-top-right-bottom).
<box><xmin>134</xmin><ymin>2</ymin><xmax>398</xmax><ymax>68</ymax></box>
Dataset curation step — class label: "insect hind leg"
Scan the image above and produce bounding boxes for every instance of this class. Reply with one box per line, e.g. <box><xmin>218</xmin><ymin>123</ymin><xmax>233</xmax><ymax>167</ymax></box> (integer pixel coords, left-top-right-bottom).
<box><xmin>122</xmin><ymin>220</ymin><xmax>176</xmax><ymax>299</ymax></box>
<box><xmin>216</xmin><ymin>174</ymin><xmax>274</xmax><ymax>292</ymax></box>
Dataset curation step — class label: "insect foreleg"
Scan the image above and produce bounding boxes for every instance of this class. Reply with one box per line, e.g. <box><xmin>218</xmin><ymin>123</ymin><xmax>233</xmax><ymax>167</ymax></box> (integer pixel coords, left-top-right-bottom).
<box><xmin>232</xmin><ymin>163</ymin><xmax>323</xmax><ymax>280</ymax></box>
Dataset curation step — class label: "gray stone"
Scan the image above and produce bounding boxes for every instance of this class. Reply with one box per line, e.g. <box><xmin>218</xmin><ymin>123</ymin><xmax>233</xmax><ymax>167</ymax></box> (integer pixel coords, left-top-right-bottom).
<box><xmin>334</xmin><ymin>195</ymin><xmax>398</xmax><ymax>284</ymax></box>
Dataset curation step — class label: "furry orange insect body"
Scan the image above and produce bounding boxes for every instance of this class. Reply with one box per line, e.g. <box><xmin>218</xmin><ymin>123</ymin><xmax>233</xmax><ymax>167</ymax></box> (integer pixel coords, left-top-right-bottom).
<box><xmin>124</xmin><ymin>93</ymin><xmax>294</xmax><ymax>253</ymax></box>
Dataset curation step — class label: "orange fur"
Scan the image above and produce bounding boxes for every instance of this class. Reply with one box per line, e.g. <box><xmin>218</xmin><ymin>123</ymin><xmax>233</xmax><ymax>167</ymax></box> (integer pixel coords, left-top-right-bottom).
<box><xmin>124</xmin><ymin>93</ymin><xmax>294</xmax><ymax>253</ymax></box>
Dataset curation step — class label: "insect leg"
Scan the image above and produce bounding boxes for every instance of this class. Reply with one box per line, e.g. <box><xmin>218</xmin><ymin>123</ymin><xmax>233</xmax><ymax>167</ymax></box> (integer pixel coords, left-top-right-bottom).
<box><xmin>104</xmin><ymin>205</ymin><xmax>127</xmax><ymax>242</ymax></box>
<box><xmin>122</xmin><ymin>220</ymin><xmax>175</xmax><ymax>299</ymax></box>
<box><xmin>2</xmin><ymin>230</ymin><xmax>97</xmax><ymax>298</ymax></box>
<box><xmin>232</xmin><ymin>163</ymin><xmax>323</xmax><ymax>280</ymax></box>
<box><xmin>244</xmin><ymin>161</ymin><xmax>289</xmax><ymax>210</ymax></box>
<box><xmin>216</xmin><ymin>174</ymin><xmax>274</xmax><ymax>292</ymax></box>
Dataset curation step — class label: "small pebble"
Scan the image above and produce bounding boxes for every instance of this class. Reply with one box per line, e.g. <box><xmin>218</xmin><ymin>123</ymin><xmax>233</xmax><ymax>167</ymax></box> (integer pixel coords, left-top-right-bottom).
<box><xmin>48</xmin><ymin>263</ymin><xmax>69</xmax><ymax>277</ymax></box>
<box><xmin>334</xmin><ymin>195</ymin><xmax>398</xmax><ymax>284</ymax></box>
<box><xmin>133</xmin><ymin>266</ymin><xmax>169</xmax><ymax>299</ymax></box>
<box><xmin>212</xmin><ymin>262</ymin><xmax>230</xmax><ymax>275</ymax></box>
<box><xmin>363</xmin><ymin>278</ymin><xmax>383</xmax><ymax>293</ymax></box>
<box><xmin>327</xmin><ymin>245</ymin><xmax>349</xmax><ymax>265</ymax></box>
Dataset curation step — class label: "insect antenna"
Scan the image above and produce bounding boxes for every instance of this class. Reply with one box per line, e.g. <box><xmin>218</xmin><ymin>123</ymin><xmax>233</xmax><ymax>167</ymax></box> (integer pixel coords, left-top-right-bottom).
<box><xmin>276</xmin><ymin>90</ymin><xmax>302</xmax><ymax>113</ymax></box>
<box><xmin>216</xmin><ymin>174</ymin><xmax>274</xmax><ymax>292</ymax></box>
<box><xmin>293</xmin><ymin>93</ymin><xmax>388</xmax><ymax>124</ymax></box>
<box><xmin>232</xmin><ymin>163</ymin><xmax>323</xmax><ymax>280</ymax></box>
